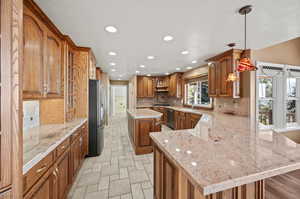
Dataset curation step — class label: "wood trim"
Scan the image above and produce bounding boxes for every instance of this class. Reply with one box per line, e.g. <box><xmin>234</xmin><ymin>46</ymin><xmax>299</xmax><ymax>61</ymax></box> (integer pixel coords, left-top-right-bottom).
<box><xmin>205</xmin><ymin>49</ymin><xmax>243</xmax><ymax>62</ymax></box>
<box><xmin>24</xmin><ymin>0</ymin><xmax>64</xmax><ymax>40</ymax></box>
<box><xmin>183</xmin><ymin>73</ymin><xmax>208</xmax><ymax>81</ymax></box>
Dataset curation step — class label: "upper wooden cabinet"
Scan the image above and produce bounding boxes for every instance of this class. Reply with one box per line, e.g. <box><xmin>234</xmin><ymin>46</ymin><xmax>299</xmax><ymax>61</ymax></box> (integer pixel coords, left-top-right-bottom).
<box><xmin>89</xmin><ymin>53</ymin><xmax>97</xmax><ymax>80</ymax></box>
<box><xmin>169</xmin><ymin>73</ymin><xmax>183</xmax><ymax>98</ymax></box>
<box><xmin>23</xmin><ymin>4</ymin><xmax>63</xmax><ymax>100</ymax></box>
<box><xmin>207</xmin><ymin>49</ymin><xmax>243</xmax><ymax>98</ymax></box>
<box><xmin>137</xmin><ymin>76</ymin><xmax>155</xmax><ymax>98</ymax></box>
<box><xmin>45</xmin><ymin>31</ymin><xmax>62</xmax><ymax>97</ymax></box>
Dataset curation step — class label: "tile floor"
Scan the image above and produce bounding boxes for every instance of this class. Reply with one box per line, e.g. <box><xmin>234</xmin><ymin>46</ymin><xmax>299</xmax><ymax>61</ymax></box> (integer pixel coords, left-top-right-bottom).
<box><xmin>68</xmin><ymin>114</ymin><xmax>171</xmax><ymax>199</ymax></box>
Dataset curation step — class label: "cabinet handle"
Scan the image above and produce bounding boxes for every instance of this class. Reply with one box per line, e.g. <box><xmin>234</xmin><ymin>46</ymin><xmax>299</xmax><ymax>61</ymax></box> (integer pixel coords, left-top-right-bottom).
<box><xmin>56</xmin><ymin>168</ymin><xmax>59</xmax><ymax>174</ymax></box>
<box><xmin>61</xmin><ymin>145</ymin><xmax>66</xmax><ymax>150</ymax></box>
<box><xmin>36</xmin><ymin>166</ymin><xmax>47</xmax><ymax>173</ymax></box>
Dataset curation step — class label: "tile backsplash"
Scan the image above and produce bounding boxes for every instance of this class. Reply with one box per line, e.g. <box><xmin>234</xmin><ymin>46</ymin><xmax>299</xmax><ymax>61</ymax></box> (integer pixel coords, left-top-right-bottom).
<box><xmin>23</xmin><ymin>100</ymin><xmax>40</xmax><ymax>131</ymax></box>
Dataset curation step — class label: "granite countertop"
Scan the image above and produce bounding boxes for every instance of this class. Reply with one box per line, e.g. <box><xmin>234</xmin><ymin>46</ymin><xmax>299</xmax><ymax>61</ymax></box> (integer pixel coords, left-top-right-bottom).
<box><xmin>150</xmin><ymin>110</ymin><xmax>300</xmax><ymax>195</ymax></box>
<box><xmin>136</xmin><ymin>105</ymin><xmax>210</xmax><ymax>115</ymax></box>
<box><xmin>127</xmin><ymin>109</ymin><xmax>163</xmax><ymax>119</ymax></box>
<box><xmin>23</xmin><ymin>118</ymin><xmax>87</xmax><ymax>174</ymax></box>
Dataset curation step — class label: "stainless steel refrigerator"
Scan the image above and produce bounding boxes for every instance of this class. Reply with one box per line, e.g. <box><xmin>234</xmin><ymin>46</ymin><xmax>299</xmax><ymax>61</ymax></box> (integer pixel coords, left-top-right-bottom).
<box><xmin>88</xmin><ymin>80</ymin><xmax>104</xmax><ymax>156</ymax></box>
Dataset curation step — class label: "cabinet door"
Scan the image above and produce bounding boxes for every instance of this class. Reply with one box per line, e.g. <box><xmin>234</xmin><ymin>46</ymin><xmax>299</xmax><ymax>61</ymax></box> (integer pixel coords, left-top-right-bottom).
<box><xmin>208</xmin><ymin>64</ymin><xmax>218</xmax><ymax>97</ymax></box>
<box><xmin>81</xmin><ymin>124</ymin><xmax>88</xmax><ymax>159</ymax></box>
<box><xmin>147</xmin><ymin>77</ymin><xmax>154</xmax><ymax>97</ymax></box>
<box><xmin>23</xmin><ymin>10</ymin><xmax>45</xmax><ymax>99</ymax></box>
<box><xmin>24</xmin><ymin>169</ymin><xmax>57</xmax><ymax>199</ymax></box>
<box><xmin>137</xmin><ymin>119</ymin><xmax>153</xmax><ymax>147</ymax></box>
<box><xmin>169</xmin><ymin>75</ymin><xmax>175</xmax><ymax>97</ymax></box>
<box><xmin>70</xmin><ymin>138</ymin><xmax>81</xmax><ymax>178</ymax></box>
<box><xmin>163</xmin><ymin>155</ymin><xmax>178</xmax><ymax>199</ymax></box>
<box><xmin>137</xmin><ymin>76</ymin><xmax>144</xmax><ymax>97</ymax></box>
<box><xmin>45</xmin><ymin>31</ymin><xmax>62</xmax><ymax>97</ymax></box>
<box><xmin>219</xmin><ymin>56</ymin><xmax>232</xmax><ymax>97</ymax></box>
<box><xmin>56</xmin><ymin>151</ymin><xmax>70</xmax><ymax>199</ymax></box>
<box><xmin>154</xmin><ymin>147</ymin><xmax>163</xmax><ymax>199</ymax></box>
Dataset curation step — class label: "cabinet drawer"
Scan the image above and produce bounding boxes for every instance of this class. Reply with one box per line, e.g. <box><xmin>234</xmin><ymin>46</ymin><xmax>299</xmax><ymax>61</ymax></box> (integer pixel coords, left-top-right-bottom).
<box><xmin>71</xmin><ymin>129</ymin><xmax>81</xmax><ymax>142</ymax></box>
<box><xmin>23</xmin><ymin>152</ymin><xmax>54</xmax><ymax>194</ymax></box>
<box><xmin>56</xmin><ymin>138</ymin><xmax>70</xmax><ymax>158</ymax></box>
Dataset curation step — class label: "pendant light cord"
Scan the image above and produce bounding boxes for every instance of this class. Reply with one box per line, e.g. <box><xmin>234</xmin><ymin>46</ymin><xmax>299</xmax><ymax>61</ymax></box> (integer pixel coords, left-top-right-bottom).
<box><xmin>244</xmin><ymin>13</ymin><xmax>247</xmax><ymax>50</ymax></box>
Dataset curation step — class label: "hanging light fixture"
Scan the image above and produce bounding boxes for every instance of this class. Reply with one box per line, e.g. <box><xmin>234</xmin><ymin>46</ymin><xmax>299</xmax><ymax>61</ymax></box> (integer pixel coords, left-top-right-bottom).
<box><xmin>237</xmin><ymin>5</ymin><xmax>257</xmax><ymax>72</ymax></box>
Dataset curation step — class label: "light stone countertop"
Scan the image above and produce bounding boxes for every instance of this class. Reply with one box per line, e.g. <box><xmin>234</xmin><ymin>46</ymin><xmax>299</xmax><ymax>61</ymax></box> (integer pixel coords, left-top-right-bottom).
<box><xmin>23</xmin><ymin>118</ymin><xmax>87</xmax><ymax>174</ymax></box>
<box><xmin>127</xmin><ymin>109</ymin><xmax>163</xmax><ymax>119</ymax></box>
<box><xmin>150</xmin><ymin>109</ymin><xmax>300</xmax><ymax>195</ymax></box>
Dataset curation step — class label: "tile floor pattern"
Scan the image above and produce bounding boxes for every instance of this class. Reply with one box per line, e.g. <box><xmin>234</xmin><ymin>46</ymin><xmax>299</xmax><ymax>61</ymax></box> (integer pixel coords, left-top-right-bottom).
<box><xmin>68</xmin><ymin>114</ymin><xmax>171</xmax><ymax>199</ymax></box>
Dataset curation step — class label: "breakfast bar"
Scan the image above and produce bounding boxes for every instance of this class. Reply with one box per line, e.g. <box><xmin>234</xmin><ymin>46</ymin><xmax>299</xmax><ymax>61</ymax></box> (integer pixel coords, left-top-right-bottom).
<box><xmin>150</xmin><ymin>111</ymin><xmax>300</xmax><ymax>199</ymax></box>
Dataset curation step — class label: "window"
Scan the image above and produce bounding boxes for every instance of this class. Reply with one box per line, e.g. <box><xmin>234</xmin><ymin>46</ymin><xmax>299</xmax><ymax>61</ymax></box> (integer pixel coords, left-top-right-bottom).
<box><xmin>185</xmin><ymin>79</ymin><xmax>212</xmax><ymax>108</ymax></box>
<box><xmin>257</xmin><ymin>62</ymin><xmax>300</xmax><ymax>130</ymax></box>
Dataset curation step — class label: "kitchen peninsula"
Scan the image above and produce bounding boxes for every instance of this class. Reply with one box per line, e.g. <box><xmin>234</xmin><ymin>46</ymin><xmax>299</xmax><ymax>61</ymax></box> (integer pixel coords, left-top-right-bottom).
<box><xmin>150</xmin><ymin>109</ymin><xmax>300</xmax><ymax>199</ymax></box>
<box><xmin>127</xmin><ymin>109</ymin><xmax>162</xmax><ymax>155</ymax></box>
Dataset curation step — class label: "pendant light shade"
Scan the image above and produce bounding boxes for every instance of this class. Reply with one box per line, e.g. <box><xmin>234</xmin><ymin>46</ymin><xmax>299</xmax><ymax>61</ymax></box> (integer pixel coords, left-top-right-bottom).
<box><xmin>227</xmin><ymin>72</ymin><xmax>238</xmax><ymax>82</ymax></box>
<box><xmin>237</xmin><ymin>5</ymin><xmax>257</xmax><ymax>72</ymax></box>
<box><xmin>237</xmin><ymin>57</ymin><xmax>257</xmax><ymax>72</ymax></box>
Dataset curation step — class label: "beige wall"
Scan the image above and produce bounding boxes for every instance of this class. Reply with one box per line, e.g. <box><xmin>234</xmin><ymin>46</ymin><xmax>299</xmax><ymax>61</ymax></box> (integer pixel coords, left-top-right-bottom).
<box><xmin>252</xmin><ymin>37</ymin><xmax>300</xmax><ymax>66</ymax></box>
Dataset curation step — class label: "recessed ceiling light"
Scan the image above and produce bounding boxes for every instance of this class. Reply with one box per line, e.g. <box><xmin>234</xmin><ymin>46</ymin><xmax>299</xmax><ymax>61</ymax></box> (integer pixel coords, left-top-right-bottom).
<box><xmin>181</xmin><ymin>50</ymin><xmax>189</xmax><ymax>55</ymax></box>
<box><xmin>105</xmin><ymin>26</ymin><xmax>118</xmax><ymax>33</ymax></box>
<box><xmin>163</xmin><ymin>35</ymin><xmax>174</xmax><ymax>41</ymax></box>
<box><xmin>187</xmin><ymin>66</ymin><xmax>193</xmax><ymax>70</ymax></box>
<box><xmin>192</xmin><ymin>60</ymin><xmax>197</xmax><ymax>64</ymax></box>
<box><xmin>109</xmin><ymin>51</ymin><xmax>117</xmax><ymax>56</ymax></box>
<box><xmin>147</xmin><ymin>56</ymin><xmax>155</xmax><ymax>60</ymax></box>
<box><xmin>136</xmin><ymin>71</ymin><xmax>140</xmax><ymax>74</ymax></box>
<box><xmin>165</xmin><ymin>72</ymin><xmax>170</xmax><ymax>75</ymax></box>
<box><xmin>111</xmin><ymin>69</ymin><xmax>116</xmax><ymax>72</ymax></box>
<box><xmin>110</xmin><ymin>62</ymin><xmax>116</xmax><ymax>66</ymax></box>
<box><xmin>139</xmin><ymin>65</ymin><xmax>145</xmax><ymax>68</ymax></box>
<box><xmin>147</xmin><ymin>74</ymin><xmax>151</xmax><ymax>76</ymax></box>
<box><xmin>176</xmin><ymin>67</ymin><xmax>181</xmax><ymax>71</ymax></box>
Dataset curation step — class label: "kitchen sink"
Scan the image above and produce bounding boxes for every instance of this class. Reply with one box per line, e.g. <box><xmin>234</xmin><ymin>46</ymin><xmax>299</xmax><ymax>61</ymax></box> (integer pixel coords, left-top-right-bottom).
<box><xmin>281</xmin><ymin>130</ymin><xmax>300</xmax><ymax>144</ymax></box>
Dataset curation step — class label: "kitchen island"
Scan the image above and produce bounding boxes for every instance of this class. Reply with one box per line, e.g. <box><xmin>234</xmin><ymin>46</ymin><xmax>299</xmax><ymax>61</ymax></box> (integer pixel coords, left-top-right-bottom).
<box><xmin>127</xmin><ymin>109</ymin><xmax>162</xmax><ymax>155</ymax></box>
<box><xmin>150</xmin><ymin>110</ymin><xmax>300</xmax><ymax>199</ymax></box>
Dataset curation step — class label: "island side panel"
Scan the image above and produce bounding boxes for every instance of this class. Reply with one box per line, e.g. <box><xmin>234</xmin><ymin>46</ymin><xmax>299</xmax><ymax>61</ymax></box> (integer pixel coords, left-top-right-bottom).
<box><xmin>127</xmin><ymin>114</ymin><xmax>162</xmax><ymax>155</ymax></box>
<box><xmin>152</xmin><ymin>144</ymin><xmax>265</xmax><ymax>199</ymax></box>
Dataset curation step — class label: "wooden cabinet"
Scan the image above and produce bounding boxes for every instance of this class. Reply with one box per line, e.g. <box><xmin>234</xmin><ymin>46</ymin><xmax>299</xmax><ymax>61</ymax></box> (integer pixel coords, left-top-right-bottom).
<box><xmin>24</xmin><ymin>167</ymin><xmax>57</xmax><ymax>199</ymax></box>
<box><xmin>70</xmin><ymin>133</ymin><xmax>82</xmax><ymax>180</ymax></box>
<box><xmin>155</xmin><ymin>76</ymin><xmax>169</xmax><ymax>93</ymax></box>
<box><xmin>81</xmin><ymin>124</ymin><xmax>88</xmax><ymax>159</ymax></box>
<box><xmin>89</xmin><ymin>53</ymin><xmax>97</xmax><ymax>80</ymax></box>
<box><xmin>56</xmin><ymin>150</ymin><xmax>70</xmax><ymax>199</ymax></box>
<box><xmin>23</xmin><ymin>8</ymin><xmax>45</xmax><ymax>99</ymax></box>
<box><xmin>169</xmin><ymin>73</ymin><xmax>183</xmax><ymax>98</ymax></box>
<box><xmin>23</xmin><ymin>5</ymin><xmax>63</xmax><ymax>100</ymax></box>
<box><xmin>153</xmin><ymin>145</ymin><xmax>178</xmax><ymax>199</ymax></box>
<box><xmin>127</xmin><ymin>115</ymin><xmax>162</xmax><ymax>155</ymax></box>
<box><xmin>175</xmin><ymin>111</ymin><xmax>202</xmax><ymax>130</ymax></box>
<box><xmin>45</xmin><ymin>31</ymin><xmax>62</xmax><ymax>97</ymax></box>
<box><xmin>66</xmin><ymin>47</ymin><xmax>76</xmax><ymax>122</ymax></box>
<box><xmin>152</xmin><ymin>107</ymin><xmax>167</xmax><ymax>124</ymax></box>
<box><xmin>207</xmin><ymin>49</ymin><xmax>243</xmax><ymax>98</ymax></box>
<box><xmin>137</xmin><ymin>76</ymin><xmax>155</xmax><ymax>98</ymax></box>
<box><xmin>185</xmin><ymin>113</ymin><xmax>201</xmax><ymax>129</ymax></box>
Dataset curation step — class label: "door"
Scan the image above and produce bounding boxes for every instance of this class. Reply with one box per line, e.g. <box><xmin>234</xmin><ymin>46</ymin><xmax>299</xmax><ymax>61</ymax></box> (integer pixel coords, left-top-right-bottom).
<box><xmin>45</xmin><ymin>31</ymin><xmax>62</xmax><ymax>97</ymax></box>
<box><xmin>137</xmin><ymin>119</ymin><xmax>153</xmax><ymax>147</ymax></box>
<box><xmin>163</xmin><ymin>156</ymin><xmax>178</xmax><ymax>199</ymax></box>
<box><xmin>24</xmin><ymin>169</ymin><xmax>56</xmax><ymax>199</ymax></box>
<box><xmin>154</xmin><ymin>147</ymin><xmax>163</xmax><ymax>199</ymax></box>
<box><xmin>219</xmin><ymin>56</ymin><xmax>232</xmax><ymax>97</ymax></box>
<box><xmin>112</xmin><ymin>85</ymin><xmax>127</xmax><ymax>115</ymax></box>
<box><xmin>70</xmin><ymin>137</ymin><xmax>81</xmax><ymax>178</ymax></box>
<box><xmin>208</xmin><ymin>64</ymin><xmax>218</xmax><ymax>97</ymax></box>
<box><xmin>23</xmin><ymin>9</ymin><xmax>44</xmax><ymax>99</ymax></box>
<box><xmin>56</xmin><ymin>151</ymin><xmax>70</xmax><ymax>199</ymax></box>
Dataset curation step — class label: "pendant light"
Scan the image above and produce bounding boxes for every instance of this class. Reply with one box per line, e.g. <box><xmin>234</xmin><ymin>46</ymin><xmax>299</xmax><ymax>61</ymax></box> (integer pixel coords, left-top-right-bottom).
<box><xmin>237</xmin><ymin>5</ymin><xmax>257</xmax><ymax>72</ymax></box>
<box><xmin>226</xmin><ymin>43</ymin><xmax>239</xmax><ymax>82</ymax></box>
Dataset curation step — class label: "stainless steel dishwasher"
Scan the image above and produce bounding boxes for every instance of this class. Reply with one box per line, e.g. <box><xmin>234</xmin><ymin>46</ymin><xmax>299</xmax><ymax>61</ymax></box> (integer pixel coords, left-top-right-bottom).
<box><xmin>166</xmin><ymin>108</ymin><xmax>175</xmax><ymax>129</ymax></box>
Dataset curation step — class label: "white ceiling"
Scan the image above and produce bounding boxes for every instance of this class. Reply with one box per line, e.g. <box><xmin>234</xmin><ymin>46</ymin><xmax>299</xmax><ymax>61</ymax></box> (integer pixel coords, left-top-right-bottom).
<box><xmin>35</xmin><ymin>0</ymin><xmax>300</xmax><ymax>80</ymax></box>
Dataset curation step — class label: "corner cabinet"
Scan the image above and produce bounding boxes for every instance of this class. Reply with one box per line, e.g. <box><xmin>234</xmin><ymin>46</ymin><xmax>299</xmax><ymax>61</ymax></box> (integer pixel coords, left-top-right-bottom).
<box><xmin>207</xmin><ymin>49</ymin><xmax>243</xmax><ymax>98</ymax></box>
<box><xmin>23</xmin><ymin>5</ymin><xmax>63</xmax><ymax>100</ymax></box>
<box><xmin>137</xmin><ymin>76</ymin><xmax>155</xmax><ymax>98</ymax></box>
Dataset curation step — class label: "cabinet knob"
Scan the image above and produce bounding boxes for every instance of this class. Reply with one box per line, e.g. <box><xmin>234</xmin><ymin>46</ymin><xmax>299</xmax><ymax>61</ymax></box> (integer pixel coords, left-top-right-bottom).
<box><xmin>36</xmin><ymin>165</ymin><xmax>47</xmax><ymax>173</ymax></box>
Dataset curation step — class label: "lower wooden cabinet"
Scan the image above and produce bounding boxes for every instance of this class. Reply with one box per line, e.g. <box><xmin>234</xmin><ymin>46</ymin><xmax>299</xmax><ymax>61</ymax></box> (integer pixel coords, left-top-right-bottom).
<box><xmin>81</xmin><ymin>124</ymin><xmax>88</xmax><ymax>159</ymax></box>
<box><xmin>154</xmin><ymin>146</ymin><xmax>178</xmax><ymax>199</ymax></box>
<box><xmin>128</xmin><ymin>115</ymin><xmax>162</xmax><ymax>155</ymax></box>
<box><xmin>56</xmin><ymin>150</ymin><xmax>70</xmax><ymax>199</ymax></box>
<box><xmin>24</xmin><ymin>122</ymin><xmax>87</xmax><ymax>199</ymax></box>
<box><xmin>175</xmin><ymin>111</ymin><xmax>202</xmax><ymax>130</ymax></box>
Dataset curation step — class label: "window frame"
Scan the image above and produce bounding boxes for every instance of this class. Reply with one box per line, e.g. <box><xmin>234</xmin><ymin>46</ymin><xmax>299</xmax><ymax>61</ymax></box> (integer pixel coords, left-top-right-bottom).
<box><xmin>184</xmin><ymin>78</ymin><xmax>213</xmax><ymax>109</ymax></box>
<box><xmin>256</xmin><ymin>62</ymin><xmax>300</xmax><ymax>130</ymax></box>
